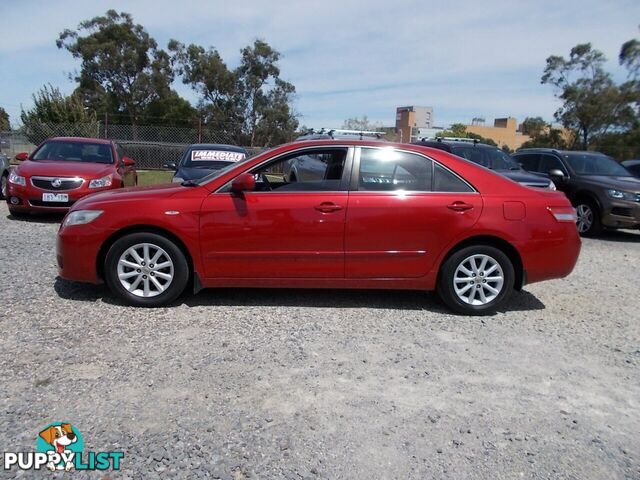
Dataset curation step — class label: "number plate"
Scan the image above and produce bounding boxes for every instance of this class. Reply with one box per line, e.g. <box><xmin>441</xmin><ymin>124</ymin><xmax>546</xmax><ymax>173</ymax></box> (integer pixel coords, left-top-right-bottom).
<box><xmin>42</xmin><ymin>193</ymin><xmax>69</xmax><ymax>202</ymax></box>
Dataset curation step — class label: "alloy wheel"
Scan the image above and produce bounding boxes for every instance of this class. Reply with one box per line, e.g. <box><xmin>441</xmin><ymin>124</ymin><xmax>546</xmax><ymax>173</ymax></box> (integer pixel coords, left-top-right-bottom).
<box><xmin>453</xmin><ymin>254</ymin><xmax>504</xmax><ymax>306</ymax></box>
<box><xmin>576</xmin><ymin>204</ymin><xmax>593</xmax><ymax>233</ymax></box>
<box><xmin>117</xmin><ymin>243</ymin><xmax>174</xmax><ymax>298</ymax></box>
<box><xmin>1</xmin><ymin>175</ymin><xmax>6</xmax><ymax>199</ymax></box>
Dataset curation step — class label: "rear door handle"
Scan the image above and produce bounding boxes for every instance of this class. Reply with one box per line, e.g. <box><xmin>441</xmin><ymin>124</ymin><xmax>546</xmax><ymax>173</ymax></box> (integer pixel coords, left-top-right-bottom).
<box><xmin>447</xmin><ymin>201</ymin><xmax>474</xmax><ymax>212</ymax></box>
<box><xmin>314</xmin><ymin>202</ymin><xmax>343</xmax><ymax>213</ymax></box>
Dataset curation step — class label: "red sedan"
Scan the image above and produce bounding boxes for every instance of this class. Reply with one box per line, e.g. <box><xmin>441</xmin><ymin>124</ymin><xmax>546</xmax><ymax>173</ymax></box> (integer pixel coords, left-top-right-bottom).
<box><xmin>57</xmin><ymin>140</ymin><xmax>580</xmax><ymax>314</ymax></box>
<box><xmin>7</xmin><ymin>137</ymin><xmax>137</xmax><ymax>215</ymax></box>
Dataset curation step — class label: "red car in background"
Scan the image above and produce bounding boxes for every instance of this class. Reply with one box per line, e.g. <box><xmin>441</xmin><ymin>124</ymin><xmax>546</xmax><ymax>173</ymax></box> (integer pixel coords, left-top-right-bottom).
<box><xmin>57</xmin><ymin>140</ymin><xmax>581</xmax><ymax>315</ymax></box>
<box><xmin>7</xmin><ymin>137</ymin><xmax>137</xmax><ymax>216</ymax></box>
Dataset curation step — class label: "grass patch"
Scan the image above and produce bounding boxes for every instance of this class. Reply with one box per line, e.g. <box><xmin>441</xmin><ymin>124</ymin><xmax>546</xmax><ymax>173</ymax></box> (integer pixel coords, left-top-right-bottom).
<box><xmin>137</xmin><ymin>169</ymin><xmax>174</xmax><ymax>186</ymax></box>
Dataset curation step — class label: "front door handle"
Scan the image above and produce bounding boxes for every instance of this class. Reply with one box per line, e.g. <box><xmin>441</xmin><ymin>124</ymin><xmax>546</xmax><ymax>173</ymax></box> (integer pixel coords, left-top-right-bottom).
<box><xmin>447</xmin><ymin>201</ymin><xmax>474</xmax><ymax>212</ymax></box>
<box><xmin>314</xmin><ymin>202</ymin><xmax>343</xmax><ymax>213</ymax></box>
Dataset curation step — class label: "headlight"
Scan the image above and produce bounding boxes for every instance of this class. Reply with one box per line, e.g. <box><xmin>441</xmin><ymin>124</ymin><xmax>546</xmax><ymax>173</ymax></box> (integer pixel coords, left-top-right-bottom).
<box><xmin>172</xmin><ymin>176</ymin><xmax>184</xmax><ymax>183</ymax></box>
<box><xmin>8</xmin><ymin>171</ymin><xmax>26</xmax><ymax>186</ymax></box>
<box><xmin>63</xmin><ymin>210</ymin><xmax>103</xmax><ymax>227</ymax></box>
<box><xmin>607</xmin><ymin>189</ymin><xmax>637</xmax><ymax>201</ymax></box>
<box><xmin>89</xmin><ymin>175</ymin><xmax>113</xmax><ymax>189</ymax></box>
<box><xmin>548</xmin><ymin>181</ymin><xmax>557</xmax><ymax>191</ymax></box>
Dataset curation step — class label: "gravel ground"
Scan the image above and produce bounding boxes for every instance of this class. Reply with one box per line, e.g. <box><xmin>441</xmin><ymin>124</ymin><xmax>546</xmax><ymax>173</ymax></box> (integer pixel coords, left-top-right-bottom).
<box><xmin>1</xmin><ymin>201</ymin><xmax>639</xmax><ymax>479</ymax></box>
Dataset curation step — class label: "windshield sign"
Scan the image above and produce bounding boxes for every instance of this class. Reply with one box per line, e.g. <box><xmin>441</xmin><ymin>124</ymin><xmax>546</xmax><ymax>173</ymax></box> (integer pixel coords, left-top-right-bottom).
<box><xmin>191</xmin><ymin>150</ymin><xmax>245</xmax><ymax>162</ymax></box>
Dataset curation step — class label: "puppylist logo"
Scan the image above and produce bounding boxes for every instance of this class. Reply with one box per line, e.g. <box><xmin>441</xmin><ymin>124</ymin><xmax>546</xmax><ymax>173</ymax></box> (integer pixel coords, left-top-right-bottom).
<box><xmin>3</xmin><ymin>423</ymin><xmax>124</xmax><ymax>472</ymax></box>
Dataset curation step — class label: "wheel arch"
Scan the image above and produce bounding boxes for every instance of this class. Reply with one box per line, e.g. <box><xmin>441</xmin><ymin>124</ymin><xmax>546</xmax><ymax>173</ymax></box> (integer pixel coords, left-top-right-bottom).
<box><xmin>570</xmin><ymin>190</ymin><xmax>601</xmax><ymax>210</ymax></box>
<box><xmin>437</xmin><ymin>235</ymin><xmax>525</xmax><ymax>290</ymax></box>
<box><xmin>96</xmin><ymin>224</ymin><xmax>194</xmax><ymax>281</ymax></box>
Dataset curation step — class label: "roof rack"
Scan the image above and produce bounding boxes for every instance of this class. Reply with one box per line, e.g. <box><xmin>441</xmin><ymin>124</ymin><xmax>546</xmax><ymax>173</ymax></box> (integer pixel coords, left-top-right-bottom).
<box><xmin>423</xmin><ymin>136</ymin><xmax>479</xmax><ymax>144</ymax></box>
<box><xmin>303</xmin><ymin>128</ymin><xmax>386</xmax><ymax>140</ymax></box>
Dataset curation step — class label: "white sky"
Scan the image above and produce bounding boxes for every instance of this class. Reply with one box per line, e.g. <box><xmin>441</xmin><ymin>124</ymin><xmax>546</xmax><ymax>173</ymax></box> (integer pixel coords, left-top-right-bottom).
<box><xmin>0</xmin><ymin>0</ymin><xmax>638</xmax><ymax>128</ymax></box>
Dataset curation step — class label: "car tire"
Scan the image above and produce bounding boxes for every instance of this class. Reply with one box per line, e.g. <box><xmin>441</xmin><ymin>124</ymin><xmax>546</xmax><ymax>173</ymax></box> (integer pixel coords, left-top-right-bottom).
<box><xmin>437</xmin><ymin>245</ymin><xmax>515</xmax><ymax>315</ymax></box>
<box><xmin>575</xmin><ymin>200</ymin><xmax>602</xmax><ymax>237</ymax></box>
<box><xmin>0</xmin><ymin>172</ymin><xmax>7</xmax><ymax>200</ymax></box>
<box><xmin>104</xmin><ymin>232</ymin><xmax>190</xmax><ymax>307</ymax></box>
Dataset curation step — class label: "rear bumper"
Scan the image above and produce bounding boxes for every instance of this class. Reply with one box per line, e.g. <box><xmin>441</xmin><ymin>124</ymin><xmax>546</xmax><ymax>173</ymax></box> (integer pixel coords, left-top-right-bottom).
<box><xmin>519</xmin><ymin>222</ymin><xmax>582</xmax><ymax>285</ymax></box>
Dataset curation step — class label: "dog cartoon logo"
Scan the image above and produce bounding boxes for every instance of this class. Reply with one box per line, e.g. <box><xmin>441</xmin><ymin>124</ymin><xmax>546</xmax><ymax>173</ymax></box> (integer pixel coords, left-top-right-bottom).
<box><xmin>37</xmin><ymin>423</ymin><xmax>83</xmax><ymax>471</ymax></box>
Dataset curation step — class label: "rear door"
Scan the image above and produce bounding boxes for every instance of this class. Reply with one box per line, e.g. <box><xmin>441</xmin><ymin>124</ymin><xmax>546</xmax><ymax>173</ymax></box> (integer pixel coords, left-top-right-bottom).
<box><xmin>345</xmin><ymin>147</ymin><xmax>482</xmax><ymax>278</ymax></box>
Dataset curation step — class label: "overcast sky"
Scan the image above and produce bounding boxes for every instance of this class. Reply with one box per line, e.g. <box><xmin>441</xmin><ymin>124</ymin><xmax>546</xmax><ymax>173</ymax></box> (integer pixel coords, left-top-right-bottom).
<box><xmin>1</xmin><ymin>0</ymin><xmax>639</xmax><ymax>129</ymax></box>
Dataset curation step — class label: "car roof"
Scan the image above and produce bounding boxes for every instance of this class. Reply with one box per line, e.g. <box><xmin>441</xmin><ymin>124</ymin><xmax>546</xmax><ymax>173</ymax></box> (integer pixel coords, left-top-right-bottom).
<box><xmin>47</xmin><ymin>136</ymin><xmax>113</xmax><ymax>145</ymax></box>
<box><xmin>187</xmin><ymin>143</ymin><xmax>247</xmax><ymax>152</ymax></box>
<box><xmin>515</xmin><ymin>148</ymin><xmax>607</xmax><ymax>156</ymax></box>
<box><xmin>622</xmin><ymin>159</ymin><xmax>640</xmax><ymax>166</ymax></box>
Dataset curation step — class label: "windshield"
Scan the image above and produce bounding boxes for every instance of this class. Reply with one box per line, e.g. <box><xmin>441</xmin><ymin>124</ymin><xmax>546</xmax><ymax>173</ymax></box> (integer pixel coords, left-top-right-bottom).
<box><xmin>450</xmin><ymin>146</ymin><xmax>519</xmax><ymax>170</ymax></box>
<box><xmin>32</xmin><ymin>140</ymin><xmax>113</xmax><ymax>164</ymax></box>
<box><xmin>181</xmin><ymin>148</ymin><xmax>246</xmax><ymax>169</ymax></box>
<box><xmin>564</xmin><ymin>153</ymin><xmax>631</xmax><ymax>176</ymax></box>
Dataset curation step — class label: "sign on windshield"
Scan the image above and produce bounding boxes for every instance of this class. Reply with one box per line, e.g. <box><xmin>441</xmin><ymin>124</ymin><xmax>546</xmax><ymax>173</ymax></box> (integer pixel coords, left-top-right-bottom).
<box><xmin>191</xmin><ymin>150</ymin><xmax>245</xmax><ymax>162</ymax></box>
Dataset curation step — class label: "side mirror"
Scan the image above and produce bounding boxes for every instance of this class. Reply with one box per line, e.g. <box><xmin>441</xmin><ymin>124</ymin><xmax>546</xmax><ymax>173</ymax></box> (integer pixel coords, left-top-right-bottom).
<box><xmin>231</xmin><ymin>173</ymin><xmax>256</xmax><ymax>193</ymax></box>
<box><xmin>122</xmin><ymin>156</ymin><xmax>135</xmax><ymax>167</ymax></box>
<box><xmin>548</xmin><ymin>169</ymin><xmax>566</xmax><ymax>181</ymax></box>
<box><xmin>15</xmin><ymin>152</ymin><xmax>29</xmax><ymax>161</ymax></box>
<box><xmin>163</xmin><ymin>161</ymin><xmax>177</xmax><ymax>170</ymax></box>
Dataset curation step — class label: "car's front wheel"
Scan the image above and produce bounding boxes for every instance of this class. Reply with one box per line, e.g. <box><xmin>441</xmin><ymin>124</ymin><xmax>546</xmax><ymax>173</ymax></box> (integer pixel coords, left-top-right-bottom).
<box><xmin>575</xmin><ymin>200</ymin><xmax>602</xmax><ymax>236</ymax></box>
<box><xmin>437</xmin><ymin>245</ymin><xmax>515</xmax><ymax>315</ymax></box>
<box><xmin>104</xmin><ymin>232</ymin><xmax>189</xmax><ymax>307</ymax></box>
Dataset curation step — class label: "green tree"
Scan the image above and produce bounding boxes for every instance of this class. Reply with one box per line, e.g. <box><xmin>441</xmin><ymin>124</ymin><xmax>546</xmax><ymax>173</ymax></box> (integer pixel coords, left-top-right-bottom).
<box><xmin>57</xmin><ymin>10</ymin><xmax>175</xmax><ymax>125</ymax></box>
<box><xmin>169</xmin><ymin>40</ymin><xmax>242</xmax><ymax>136</ymax></box>
<box><xmin>237</xmin><ymin>40</ymin><xmax>297</xmax><ymax>146</ymax></box>
<box><xmin>520</xmin><ymin>116</ymin><xmax>548</xmax><ymax>137</ymax></box>
<box><xmin>0</xmin><ymin>107</ymin><xmax>9</xmax><ymax>131</ymax></box>
<box><xmin>20</xmin><ymin>85</ymin><xmax>99</xmax><ymax>143</ymax></box>
<box><xmin>619</xmin><ymin>28</ymin><xmax>640</xmax><ymax>80</ymax></box>
<box><xmin>542</xmin><ymin>43</ymin><xmax>635</xmax><ymax>149</ymax></box>
<box><xmin>519</xmin><ymin>128</ymin><xmax>568</xmax><ymax>150</ymax></box>
<box><xmin>437</xmin><ymin>123</ymin><xmax>467</xmax><ymax>138</ymax></box>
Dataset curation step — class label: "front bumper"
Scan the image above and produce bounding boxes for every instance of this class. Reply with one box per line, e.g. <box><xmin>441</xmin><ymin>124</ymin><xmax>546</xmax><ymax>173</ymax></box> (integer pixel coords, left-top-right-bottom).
<box><xmin>56</xmin><ymin>223</ymin><xmax>109</xmax><ymax>284</ymax></box>
<box><xmin>601</xmin><ymin>198</ymin><xmax>640</xmax><ymax>229</ymax></box>
<box><xmin>6</xmin><ymin>180</ymin><xmax>112</xmax><ymax>213</ymax></box>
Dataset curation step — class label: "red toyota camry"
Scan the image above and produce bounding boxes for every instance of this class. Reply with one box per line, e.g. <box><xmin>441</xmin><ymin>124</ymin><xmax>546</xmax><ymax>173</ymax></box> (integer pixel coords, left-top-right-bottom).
<box><xmin>57</xmin><ymin>140</ymin><xmax>581</xmax><ymax>315</ymax></box>
<box><xmin>7</xmin><ymin>137</ymin><xmax>137</xmax><ymax>215</ymax></box>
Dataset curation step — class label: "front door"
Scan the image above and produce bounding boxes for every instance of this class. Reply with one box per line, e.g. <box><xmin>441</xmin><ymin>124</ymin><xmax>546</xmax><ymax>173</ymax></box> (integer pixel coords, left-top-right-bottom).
<box><xmin>200</xmin><ymin>147</ymin><xmax>352</xmax><ymax>278</ymax></box>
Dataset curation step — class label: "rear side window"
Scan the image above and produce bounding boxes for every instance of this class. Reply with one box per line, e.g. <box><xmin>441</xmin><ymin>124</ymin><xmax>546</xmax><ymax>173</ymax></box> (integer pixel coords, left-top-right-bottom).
<box><xmin>358</xmin><ymin>148</ymin><xmax>432</xmax><ymax>191</ymax></box>
<box><xmin>433</xmin><ymin>164</ymin><xmax>474</xmax><ymax>192</ymax></box>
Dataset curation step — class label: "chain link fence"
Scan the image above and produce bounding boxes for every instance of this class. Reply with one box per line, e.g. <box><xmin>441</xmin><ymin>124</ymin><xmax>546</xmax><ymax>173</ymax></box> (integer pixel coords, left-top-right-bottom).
<box><xmin>0</xmin><ymin>122</ymin><xmax>264</xmax><ymax>169</ymax></box>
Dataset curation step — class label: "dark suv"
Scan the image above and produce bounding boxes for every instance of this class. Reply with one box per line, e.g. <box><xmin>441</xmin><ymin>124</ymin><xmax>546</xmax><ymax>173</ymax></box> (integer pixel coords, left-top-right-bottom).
<box><xmin>413</xmin><ymin>138</ymin><xmax>555</xmax><ymax>190</ymax></box>
<box><xmin>512</xmin><ymin>148</ymin><xmax>640</xmax><ymax>236</ymax></box>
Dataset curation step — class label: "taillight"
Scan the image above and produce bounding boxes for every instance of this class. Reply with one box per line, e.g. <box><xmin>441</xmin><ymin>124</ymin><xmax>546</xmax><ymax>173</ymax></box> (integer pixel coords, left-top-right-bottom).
<box><xmin>547</xmin><ymin>206</ymin><xmax>577</xmax><ymax>222</ymax></box>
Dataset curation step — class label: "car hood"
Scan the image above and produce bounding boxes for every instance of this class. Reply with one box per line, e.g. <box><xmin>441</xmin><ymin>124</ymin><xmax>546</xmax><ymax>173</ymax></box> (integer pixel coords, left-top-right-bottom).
<box><xmin>175</xmin><ymin>166</ymin><xmax>227</xmax><ymax>181</ymax></box>
<box><xmin>583</xmin><ymin>175</ymin><xmax>640</xmax><ymax>192</ymax></box>
<box><xmin>495</xmin><ymin>169</ymin><xmax>550</xmax><ymax>185</ymax></box>
<box><xmin>16</xmin><ymin>160</ymin><xmax>114</xmax><ymax>178</ymax></box>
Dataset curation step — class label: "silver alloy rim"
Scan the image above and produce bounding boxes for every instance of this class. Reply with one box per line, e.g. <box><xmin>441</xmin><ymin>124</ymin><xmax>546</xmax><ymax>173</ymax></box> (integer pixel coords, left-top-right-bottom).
<box><xmin>576</xmin><ymin>204</ymin><xmax>593</xmax><ymax>233</ymax></box>
<box><xmin>453</xmin><ymin>254</ymin><xmax>504</xmax><ymax>306</ymax></box>
<box><xmin>117</xmin><ymin>243</ymin><xmax>174</xmax><ymax>298</ymax></box>
<box><xmin>1</xmin><ymin>175</ymin><xmax>6</xmax><ymax>198</ymax></box>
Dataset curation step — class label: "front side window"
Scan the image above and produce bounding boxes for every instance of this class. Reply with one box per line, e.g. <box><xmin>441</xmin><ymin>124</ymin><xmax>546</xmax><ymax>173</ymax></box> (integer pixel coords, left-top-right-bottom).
<box><xmin>32</xmin><ymin>140</ymin><xmax>114</xmax><ymax>164</ymax></box>
<box><xmin>251</xmin><ymin>148</ymin><xmax>347</xmax><ymax>192</ymax></box>
<box><xmin>358</xmin><ymin>148</ymin><xmax>433</xmax><ymax>191</ymax></box>
<box><xmin>539</xmin><ymin>155</ymin><xmax>568</xmax><ymax>175</ymax></box>
<box><xmin>515</xmin><ymin>154</ymin><xmax>540</xmax><ymax>172</ymax></box>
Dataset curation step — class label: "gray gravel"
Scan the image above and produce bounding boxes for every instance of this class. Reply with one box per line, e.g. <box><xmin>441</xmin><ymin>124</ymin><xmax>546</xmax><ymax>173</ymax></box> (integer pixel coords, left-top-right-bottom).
<box><xmin>1</xmin><ymin>201</ymin><xmax>639</xmax><ymax>479</ymax></box>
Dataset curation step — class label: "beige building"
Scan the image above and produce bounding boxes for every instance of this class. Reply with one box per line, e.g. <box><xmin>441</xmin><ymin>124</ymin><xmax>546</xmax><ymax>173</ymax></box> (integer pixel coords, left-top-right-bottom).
<box><xmin>466</xmin><ymin>117</ymin><xmax>531</xmax><ymax>150</ymax></box>
<box><xmin>395</xmin><ymin>106</ymin><xmax>433</xmax><ymax>143</ymax></box>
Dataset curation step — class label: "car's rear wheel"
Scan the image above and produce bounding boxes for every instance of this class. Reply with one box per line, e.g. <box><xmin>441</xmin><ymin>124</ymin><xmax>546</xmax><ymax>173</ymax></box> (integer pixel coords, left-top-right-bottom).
<box><xmin>575</xmin><ymin>200</ymin><xmax>602</xmax><ymax>236</ymax></box>
<box><xmin>437</xmin><ymin>245</ymin><xmax>514</xmax><ymax>315</ymax></box>
<box><xmin>104</xmin><ymin>232</ymin><xmax>189</xmax><ymax>307</ymax></box>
